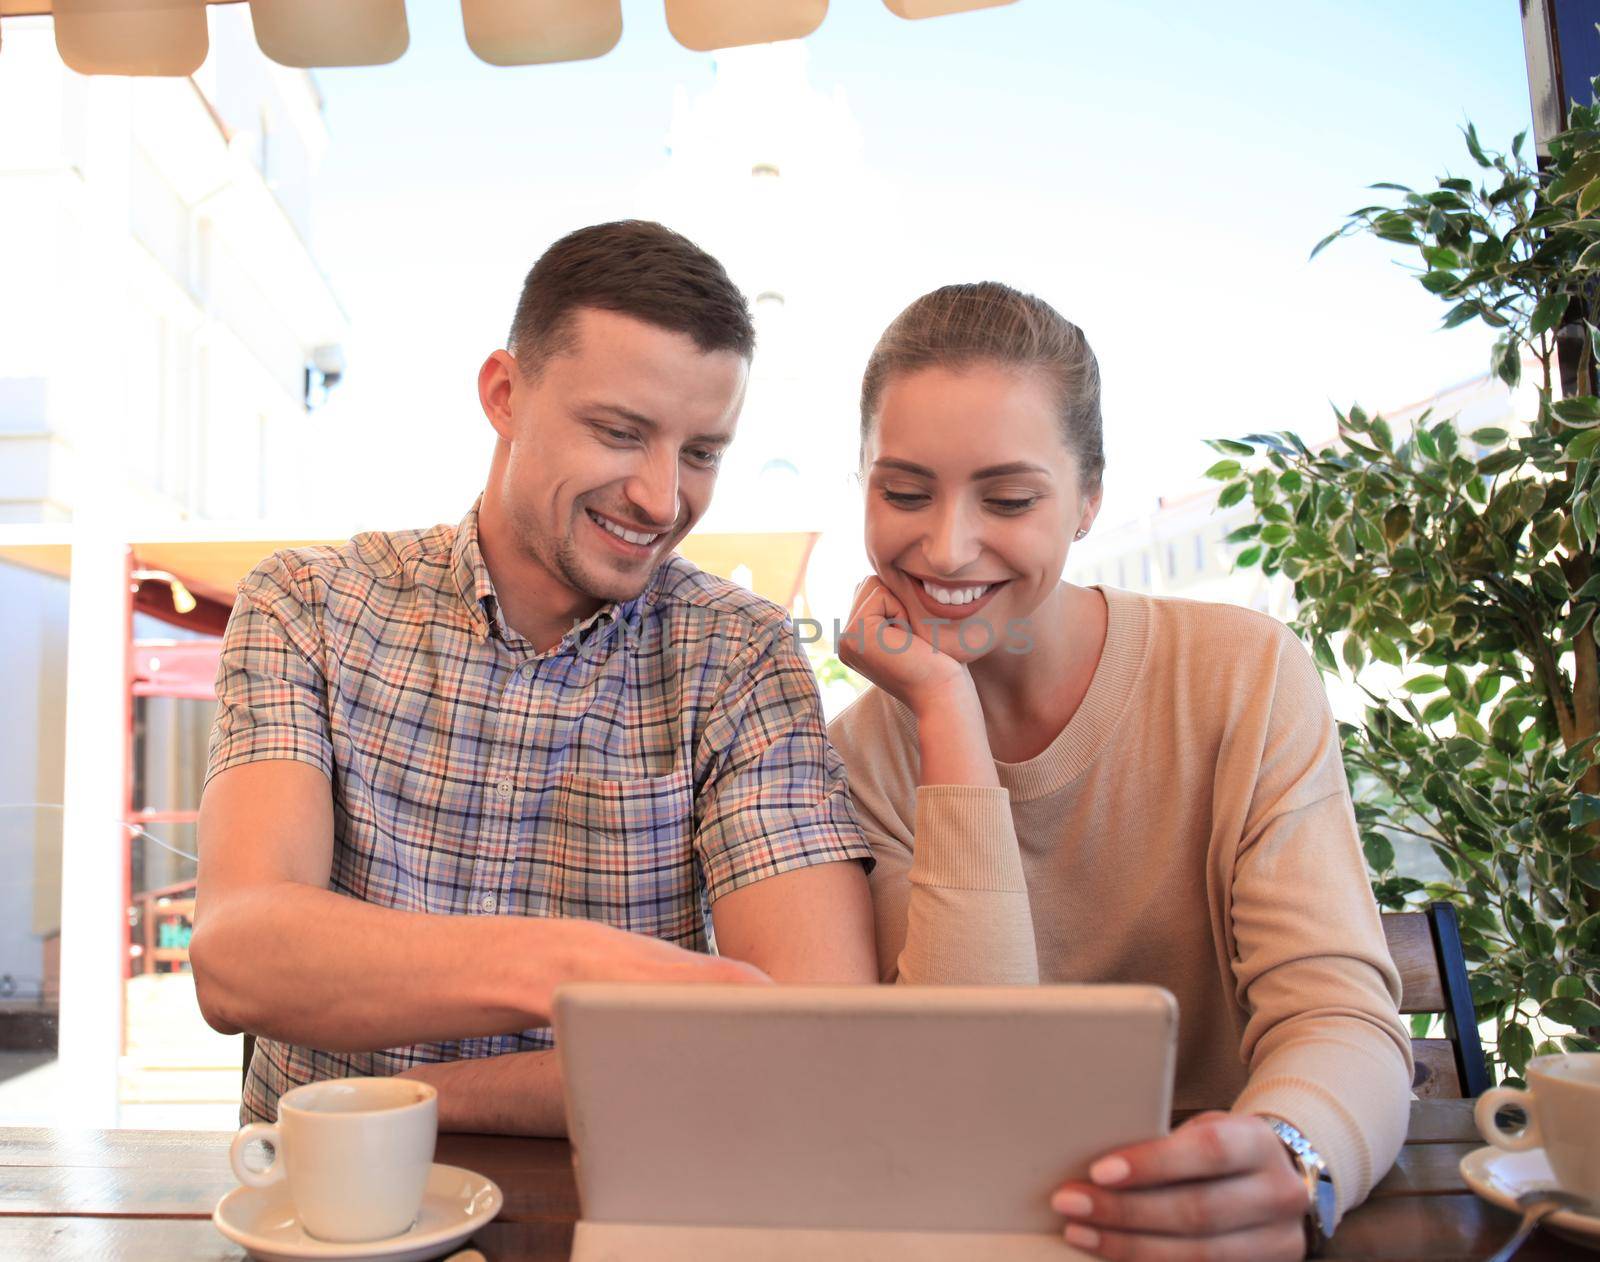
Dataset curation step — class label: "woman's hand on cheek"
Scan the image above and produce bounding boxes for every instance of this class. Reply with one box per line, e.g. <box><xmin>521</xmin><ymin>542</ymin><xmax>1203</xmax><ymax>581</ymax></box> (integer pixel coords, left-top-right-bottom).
<box><xmin>839</xmin><ymin>577</ymin><xmax>974</xmax><ymax>717</ymax></box>
<box><xmin>1050</xmin><ymin>1113</ymin><xmax>1310</xmax><ymax>1261</ymax></box>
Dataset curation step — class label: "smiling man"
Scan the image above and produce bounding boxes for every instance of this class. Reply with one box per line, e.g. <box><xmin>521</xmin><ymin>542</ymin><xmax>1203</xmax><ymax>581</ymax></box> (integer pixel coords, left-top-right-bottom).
<box><xmin>190</xmin><ymin>222</ymin><xmax>877</xmax><ymax>1133</ymax></box>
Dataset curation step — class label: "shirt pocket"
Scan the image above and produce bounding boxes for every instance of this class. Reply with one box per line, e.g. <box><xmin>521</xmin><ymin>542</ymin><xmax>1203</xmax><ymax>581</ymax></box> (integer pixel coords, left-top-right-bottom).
<box><xmin>526</xmin><ymin>768</ymin><xmax>702</xmax><ymax>947</ymax></box>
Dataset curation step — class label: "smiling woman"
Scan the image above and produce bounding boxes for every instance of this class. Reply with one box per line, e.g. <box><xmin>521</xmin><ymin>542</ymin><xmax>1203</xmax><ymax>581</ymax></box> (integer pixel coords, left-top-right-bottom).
<box><xmin>829</xmin><ymin>280</ymin><xmax>1413</xmax><ymax>1261</ymax></box>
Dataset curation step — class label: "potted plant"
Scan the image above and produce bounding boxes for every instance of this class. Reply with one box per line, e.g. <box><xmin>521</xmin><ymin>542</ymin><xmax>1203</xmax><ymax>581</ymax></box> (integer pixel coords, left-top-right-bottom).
<box><xmin>1210</xmin><ymin>103</ymin><xmax>1600</xmax><ymax>1084</ymax></box>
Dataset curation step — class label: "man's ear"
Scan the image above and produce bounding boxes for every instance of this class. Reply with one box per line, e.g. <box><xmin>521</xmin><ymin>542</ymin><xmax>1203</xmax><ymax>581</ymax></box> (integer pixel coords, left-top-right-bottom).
<box><xmin>479</xmin><ymin>349</ymin><xmax>521</xmax><ymax>442</ymax></box>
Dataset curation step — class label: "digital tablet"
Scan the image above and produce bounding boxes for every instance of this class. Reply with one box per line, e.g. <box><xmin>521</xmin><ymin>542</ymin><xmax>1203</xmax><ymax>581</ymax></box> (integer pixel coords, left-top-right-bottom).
<box><xmin>554</xmin><ymin>983</ymin><xmax>1177</xmax><ymax>1261</ymax></box>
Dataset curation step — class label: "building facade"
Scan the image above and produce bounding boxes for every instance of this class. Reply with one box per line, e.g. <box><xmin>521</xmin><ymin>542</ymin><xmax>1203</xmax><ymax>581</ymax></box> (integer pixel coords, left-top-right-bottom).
<box><xmin>0</xmin><ymin>10</ymin><xmax>346</xmax><ymax>1124</ymax></box>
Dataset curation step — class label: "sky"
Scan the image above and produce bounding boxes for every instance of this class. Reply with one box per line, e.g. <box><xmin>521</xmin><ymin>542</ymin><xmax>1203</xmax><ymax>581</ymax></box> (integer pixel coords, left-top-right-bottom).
<box><xmin>300</xmin><ymin>0</ymin><xmax>1535</xmax><ymax>533</ymax></box>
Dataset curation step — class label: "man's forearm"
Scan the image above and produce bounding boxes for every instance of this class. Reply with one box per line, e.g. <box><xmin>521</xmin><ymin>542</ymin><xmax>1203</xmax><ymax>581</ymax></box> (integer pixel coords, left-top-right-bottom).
<box><xmin>400</xmin><ymin>1050</ymin><xmax>567</xmax><ymax>1136</ymax></box>
<box><xmin>190</xmin><ymin>882</ymin><xmax>581</xmax><ymax>1051</ymax></box>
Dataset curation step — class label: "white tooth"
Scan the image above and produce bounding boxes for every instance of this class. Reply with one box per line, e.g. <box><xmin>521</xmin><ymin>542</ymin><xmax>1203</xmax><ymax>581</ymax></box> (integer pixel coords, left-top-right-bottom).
<box><xmin>594</xmin><ymin>513</ymin><xmax>657</xmax><ymax>545</ymax></box>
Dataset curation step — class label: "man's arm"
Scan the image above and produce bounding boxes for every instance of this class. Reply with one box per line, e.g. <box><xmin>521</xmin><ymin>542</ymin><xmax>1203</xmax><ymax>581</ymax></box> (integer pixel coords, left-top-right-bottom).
<box><xmin>191</xmin><ymin>760</ymin><xmax>763</xmax><ymax>1053</ymax></box>
<box><xmin>711</xmin><ymin>859</ymin><xmax>877</xmax><ymax>983</ymax></box>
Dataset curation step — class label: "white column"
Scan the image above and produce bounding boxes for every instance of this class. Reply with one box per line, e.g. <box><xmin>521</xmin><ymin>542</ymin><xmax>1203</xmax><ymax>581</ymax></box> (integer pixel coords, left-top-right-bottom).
<box><xmin>55</xmin><ymin>71</ymin><xmax>136</xmax><ymax>1129</ymax></box>
<box><xmin>56</xmin><ymin>529</ymin><xmax>130</xmax><ymax>1128</ymax></box>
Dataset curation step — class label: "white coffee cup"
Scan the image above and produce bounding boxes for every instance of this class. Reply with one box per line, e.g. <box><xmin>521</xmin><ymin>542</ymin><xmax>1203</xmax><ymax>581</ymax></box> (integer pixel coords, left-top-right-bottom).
<box><xmin>1476</xmin><ymin>1052</ymin><xmax>1600</xmax><ymax>1200</ymax></box>
<box><xmin>229</xmin><ymin>1076</ymin><xmax>438</xmax><ymax>1242</ymax></box>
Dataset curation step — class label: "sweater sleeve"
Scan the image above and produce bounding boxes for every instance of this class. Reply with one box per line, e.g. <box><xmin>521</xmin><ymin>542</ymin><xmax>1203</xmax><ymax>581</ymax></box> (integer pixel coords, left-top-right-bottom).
<box><xmin>1224</xmin><ymin>626</ymin><xmax>1413</xmax><ymax>1223</ymax></box>
<box><xmin>829</xmin><ymin>698</ymin><xmax>1039</xmax><ymax>985</ymax></box>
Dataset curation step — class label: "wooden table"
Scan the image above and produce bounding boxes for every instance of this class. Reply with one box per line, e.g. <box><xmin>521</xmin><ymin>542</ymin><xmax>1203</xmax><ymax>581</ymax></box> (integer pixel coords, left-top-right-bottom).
<box><xmin>0</xmin><ymin>1100</ymin><xmax>1583</xmax><ymax>1259</ymax></box>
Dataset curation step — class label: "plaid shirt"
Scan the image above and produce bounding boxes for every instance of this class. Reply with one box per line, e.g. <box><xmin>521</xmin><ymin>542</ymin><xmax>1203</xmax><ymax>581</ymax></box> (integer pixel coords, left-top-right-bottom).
<box><xmin>207</xmin><ymin>501</ymin><xmax>870</xmax><ymax>1124</ymax></box>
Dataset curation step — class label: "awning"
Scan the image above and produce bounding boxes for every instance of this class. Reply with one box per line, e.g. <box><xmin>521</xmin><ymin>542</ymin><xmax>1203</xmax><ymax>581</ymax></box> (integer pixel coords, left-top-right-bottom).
<box><xmin>0</xmin><ymin>1</ymin><xmax>1016</xmax><ymax>76</ymax></box>
<box><xmin>0</xmin><ymin>522</ymin><xmax>820</xmax><ymax>611</ymax></box>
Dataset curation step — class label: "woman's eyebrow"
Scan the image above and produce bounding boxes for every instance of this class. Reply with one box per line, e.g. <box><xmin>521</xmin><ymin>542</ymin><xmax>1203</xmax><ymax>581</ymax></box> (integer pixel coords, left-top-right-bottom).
<box><xmin>872</xmin><ymin>457</ymin><xmax>1050</xmax><ymax>480</ymax></box>
<box><xmin>972</xmin><ymin>461</ymin><xmax>1050</xmax><ymax>479</ymax></box>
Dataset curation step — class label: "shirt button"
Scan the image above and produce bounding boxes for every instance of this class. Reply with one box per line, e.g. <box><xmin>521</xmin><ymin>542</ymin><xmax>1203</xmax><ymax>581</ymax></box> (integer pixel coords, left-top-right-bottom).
<box><xmin>479</xmin><ymin>893</ymin><xmax>498</xmax><ymax>914</ymax></box>
<box><xmin>495</xmin><ymin>780</ymin><xmax>513</xmax><ymax>799</ymax></box>
<box><xmin>519</xmin><ymin>663</ymin><xmax>535</xmax><ymax>681</ymax></box>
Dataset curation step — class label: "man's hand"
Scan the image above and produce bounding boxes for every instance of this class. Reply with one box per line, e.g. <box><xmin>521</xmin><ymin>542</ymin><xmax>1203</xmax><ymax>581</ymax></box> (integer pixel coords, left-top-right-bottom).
<box><xmin>839</xmin><ymin>577</ymin><xmax>974</xmax><ymax>719</ymax></box>
<box><xmin>560</xmin><ymin>918</ymin><xmax>773</xmax><ymax>988</ymax></box>
<box><xmin>1050</xmin><ymin>1112</ymin><xmax>1310</xmax><ymax>1261</ymax></box>
<box><xmin>397</xmin><ymin>926</ymin><xmax>771</xmax><ymax>1136</ymax></box>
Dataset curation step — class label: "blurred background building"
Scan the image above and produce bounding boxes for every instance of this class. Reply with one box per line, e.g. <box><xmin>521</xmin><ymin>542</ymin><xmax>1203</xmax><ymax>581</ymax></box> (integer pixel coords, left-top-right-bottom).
<box><xmin>0</xmin><ymin>8</ymin><xmax>346</xmax><ymax>1125</ymax></box>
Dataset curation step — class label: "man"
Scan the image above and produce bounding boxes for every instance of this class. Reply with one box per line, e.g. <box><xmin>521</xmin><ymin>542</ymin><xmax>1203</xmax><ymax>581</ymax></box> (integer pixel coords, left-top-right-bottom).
<box><xmin>191</xmin><ymin>221</ymin><xmax>877</xmax><ymax>1134</ymax></box>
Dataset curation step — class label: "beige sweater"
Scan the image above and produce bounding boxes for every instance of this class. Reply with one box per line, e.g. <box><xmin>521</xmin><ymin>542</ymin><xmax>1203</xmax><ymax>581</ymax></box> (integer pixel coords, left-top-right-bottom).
<box><xmin>828</xmin><ymin>587</ymin><xmax>1412</xmax><ymax>1218</ymax></box>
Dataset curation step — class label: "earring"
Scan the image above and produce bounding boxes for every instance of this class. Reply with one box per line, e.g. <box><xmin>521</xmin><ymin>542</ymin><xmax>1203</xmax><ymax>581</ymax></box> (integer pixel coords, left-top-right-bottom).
<box><xmin>1074</xmin><ymin>529</ymin><xmax>1088</xmax><ymax>541</ymax></box>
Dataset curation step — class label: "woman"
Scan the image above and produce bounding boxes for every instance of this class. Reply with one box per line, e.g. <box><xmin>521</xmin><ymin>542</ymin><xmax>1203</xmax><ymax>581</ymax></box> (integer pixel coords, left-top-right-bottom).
<box><xmin>828</xmin><ymin>282</ymin><xmax>1411</xmax><ymax>1260</ymax></box>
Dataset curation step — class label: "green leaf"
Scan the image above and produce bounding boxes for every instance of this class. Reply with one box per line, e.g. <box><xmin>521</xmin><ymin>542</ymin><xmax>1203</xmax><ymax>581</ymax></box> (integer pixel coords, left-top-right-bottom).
<box><xmin>1501</xmin><ymin>1021</ymin><xmax>1535</xmax><ymax>1074</ymax></box>
<box><xmin>1404</xmin><ymin>675</ymin><xmax>1447</xmax><ymax>694</ymax></box>
<box><xmin>1477</xmin><ymin>449</ymin><xmax>1523</xmax><ymax>477</ymax></box>
<box><xmin>1341</xmin><ymin>634</ymin><xmax>1366</xmax><ymax>673</ymax></box>
<box><xmin>1217</xmin><ymin>481</ymin><xmax>1249</xmax><ymax>509</ymax></box>
<box><xmin>1578</xmin><ymin>177</ymin><xmax>1600</xmax><ymax>218</ymax></box>
<box><xmin>1554</xmin><ymin>396</ymin><xmax>1600</xmax><ymax>424</ymax></box>
<box><xmin>1531</xmin><ymin>291</ymin><xmax>1571</xmax><ymax>337</ymax></box>
<box><xmin>1422</xmin><ymin>696</ymin><xmax>1454</xmax><ymax>724</ymax></box>
<box><xmin>1204</xmin><ymin>459</ymin><xmax>1242</xmax><ymax>481</ymax></box>
<box><xmin>1234</xmin><ymin>545</ymin><xmax>1262</xmax><ymax>568</ymax></box>
<box><xmin>1578</xmin><ymin>239</ymin><xmax>1600</xmax><ymax>270</ymax></box>
<box><xmin>1554</xmin><ymin>975</ymin><xmax>1589</xmax><ymax>1000</ymax></box>
<box><xmin>1464</xmin><ymin>122</ymin><xmax>1490</xmax><ymax>167</ymax></box>
<box><xmin>1469</xmin><ymin>427</ymin><xmax>1509</xmax><ymax>446</ymax></box>
<box><xmin>1490</xmin><ymin>338</ymin><xmax>1522</xmax><ymax>390</ymax></box>
<box><xmin>1209</xmin><ymin>439</ymin><xmax>1256</xmax><ymax>457</ymax></box>
<box><xmin>1573</xmin><ymin>794</ymin><xmax>1600</xmax><ymax>827</ymax></box>
<box><xmin>1567</xmin><ymin>427</ymin><xmax>1600</xmax><ymax>462</ymax></box>
<box><xmin>1362</xmin><ymin>833</ymin><xmax>1396</xmax><ymax>872</ymax></box>
<box><xmin>1542</xmin><ymin>997</ymin><xmax>1600</xmax><ymax>1028</ymax></box>
<box><xmin>1576</xmin><ymin>913</ymin><xmax>1600</xmax><ymax>951</ymax></box>
<box><xmin>1309</xmin><ymin>229</ymin><xmax>1342</xmax><ymax>262</ymax></box>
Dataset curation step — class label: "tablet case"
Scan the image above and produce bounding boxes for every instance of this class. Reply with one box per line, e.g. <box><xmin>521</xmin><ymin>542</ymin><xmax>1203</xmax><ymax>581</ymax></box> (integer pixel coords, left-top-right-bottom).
<box><xmin>555</xmin><ymin>984</ymin><xmax>1177</xmax><ymax>1261</ymax></box>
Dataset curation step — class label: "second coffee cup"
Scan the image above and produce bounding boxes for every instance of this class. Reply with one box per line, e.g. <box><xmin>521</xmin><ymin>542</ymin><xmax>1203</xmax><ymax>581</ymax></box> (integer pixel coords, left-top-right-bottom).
<box><xmin>1475</xmin><ymin>1052</ymin><xmax>1600</xmax><ymax>1201</ymax></box>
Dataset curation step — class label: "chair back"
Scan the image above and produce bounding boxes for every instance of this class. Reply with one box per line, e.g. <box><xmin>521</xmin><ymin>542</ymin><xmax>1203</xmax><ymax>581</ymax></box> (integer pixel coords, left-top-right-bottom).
<box><xmin>1382</xmin><ymin>902</ymin><xmax>1490</xmax><ymax>1098</ymax></box>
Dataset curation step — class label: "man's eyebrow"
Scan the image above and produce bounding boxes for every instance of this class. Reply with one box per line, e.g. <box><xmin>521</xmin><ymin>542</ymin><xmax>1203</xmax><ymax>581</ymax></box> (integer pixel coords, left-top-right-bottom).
<box><xmin>872</xmin><ymin>458</ymin><xmax>1051</xmax><ymax>480</ymax></box>
<box><xmin>585</xmin><ymin>402</ymin><xmax>732</xmax><ymax>447</ymax></box>
<box><xmin>586</xmin><ymin>402</ymin><xmax>660</xmax><ymax>431</ymax></box>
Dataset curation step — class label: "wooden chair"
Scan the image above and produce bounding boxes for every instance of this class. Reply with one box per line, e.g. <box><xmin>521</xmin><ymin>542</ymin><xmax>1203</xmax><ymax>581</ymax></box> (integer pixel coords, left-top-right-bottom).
<box><xmin>1382</xmin><ymin>902</ymin><xmax>1490</xmax><ymax>1098</ymax></box>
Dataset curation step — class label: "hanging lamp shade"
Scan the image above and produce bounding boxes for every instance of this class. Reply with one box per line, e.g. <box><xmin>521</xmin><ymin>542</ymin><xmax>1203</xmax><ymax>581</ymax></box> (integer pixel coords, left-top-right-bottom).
<box><xmin>247</xmin><ymin>0</ymin><xmax>407</xmax><ymax>69</ymax></box>
<box><xmin>52</xmin><ymin>0</ymin><xmax>209</xmax><ymax>76</ymax></box>
<box><xmin>461</xmin><ymin>0</ymin><xmax>621</xmax><ymax>66</ymax></box>
<box><xmin>0</xmin><ymin>0</ymin><xmax>1021</xmax><ymax>72</ymax></box>
<box><xmin>665</xmin><ymin>0</ymin><xmax>826</xmax><ymax>53</ymax></box>
<box><xmin>883</xmin><ymin>0</ymin><xmax>1016</xmax><ymax>17</ymax></box>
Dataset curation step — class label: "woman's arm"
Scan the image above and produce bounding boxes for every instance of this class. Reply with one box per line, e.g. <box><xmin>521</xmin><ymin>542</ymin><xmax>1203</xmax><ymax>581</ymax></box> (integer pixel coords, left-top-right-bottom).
<box><xmin>830</xmin><ymin>589</ymin><xmax>1039</xmax><ymax>986</ymax></box>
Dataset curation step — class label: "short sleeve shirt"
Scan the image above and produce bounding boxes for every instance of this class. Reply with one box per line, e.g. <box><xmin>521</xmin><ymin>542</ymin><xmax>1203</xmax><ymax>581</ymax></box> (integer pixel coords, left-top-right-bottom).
<box><xmin>208</xmin><ymin>502</ymin><xmax>871</xmax><ymax>1123</ymax></box>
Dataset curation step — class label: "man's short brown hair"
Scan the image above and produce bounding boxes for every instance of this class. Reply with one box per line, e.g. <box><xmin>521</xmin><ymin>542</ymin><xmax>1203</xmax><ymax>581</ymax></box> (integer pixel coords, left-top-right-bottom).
<box><xmin>507</xmin><ymin>220</ymin><xmax>754</xmax><ymax>376</ymax></box>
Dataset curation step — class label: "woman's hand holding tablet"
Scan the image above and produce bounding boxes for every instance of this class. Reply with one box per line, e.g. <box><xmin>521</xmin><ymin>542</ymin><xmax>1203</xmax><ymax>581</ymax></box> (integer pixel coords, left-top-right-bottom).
<box><xmin>1050</xmin><ymin>1112</ymin><xmax>1312</xmax><ymax>1260</ymax></box>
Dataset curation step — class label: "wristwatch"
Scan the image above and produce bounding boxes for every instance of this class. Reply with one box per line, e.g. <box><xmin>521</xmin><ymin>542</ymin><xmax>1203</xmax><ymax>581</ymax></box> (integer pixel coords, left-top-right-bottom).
<box><xmin>1262</xmin><ymin>1116</ymin><xmax>1336</xmax><ymax>1255</ymax></box>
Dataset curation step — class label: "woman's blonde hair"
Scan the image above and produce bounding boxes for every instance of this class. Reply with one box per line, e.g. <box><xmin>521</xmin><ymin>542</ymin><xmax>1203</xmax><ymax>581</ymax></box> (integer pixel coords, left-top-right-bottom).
<box><xmin>859</xmin><ymin>281</ymin><xmax>1104</xmax><ymax>488</ymax></box>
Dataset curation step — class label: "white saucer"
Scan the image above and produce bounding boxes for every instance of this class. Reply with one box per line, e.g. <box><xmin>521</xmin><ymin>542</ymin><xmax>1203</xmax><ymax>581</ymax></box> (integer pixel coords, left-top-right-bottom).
<box><xmin>213</xmin><ymin>1162</ymin><xmax>502</xmax><ymax>1262</ymax></box>
<box><xmin>1459</xmin><ymin>1146</ymin><xmax>1600</xmax><ymax>1251</ymax></box>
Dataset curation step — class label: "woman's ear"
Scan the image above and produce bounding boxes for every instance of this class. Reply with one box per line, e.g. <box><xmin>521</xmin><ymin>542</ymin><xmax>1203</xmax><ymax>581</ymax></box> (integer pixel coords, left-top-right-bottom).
<box><xmin>1076</xmin><ymin>482</ymin><xmax>1104</xmax><ymax>538</ymax></box>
